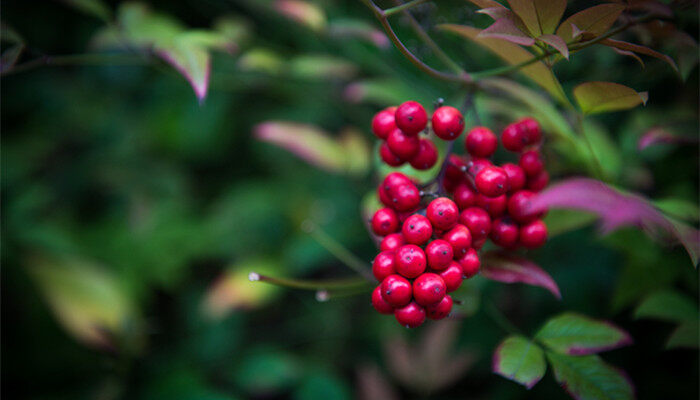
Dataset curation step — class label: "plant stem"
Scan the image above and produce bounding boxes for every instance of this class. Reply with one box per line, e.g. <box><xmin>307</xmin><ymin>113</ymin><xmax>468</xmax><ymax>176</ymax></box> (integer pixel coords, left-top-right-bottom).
<box><xmin>1</xmin><ymin>53</ymin><xmax>148</xmax><ymax>77</ymax></box>
<box><xmin>575</xmin><ymin>112</ymin><xmax>606</xmax><ymax>180</ymax></box>
<box><xmin>302</xmin><ymin>220</ymin><xmax>375</xmax><ymax>281</ymax></box>
<box><xmin>383</xmin><ymin>0</ymin><xmax>429</xmax><ymax>17</ymax></box>
<box><xmin>249</xmin><ymin>272</ymin><xmax>370</xmax><ymax>290</ymax></box>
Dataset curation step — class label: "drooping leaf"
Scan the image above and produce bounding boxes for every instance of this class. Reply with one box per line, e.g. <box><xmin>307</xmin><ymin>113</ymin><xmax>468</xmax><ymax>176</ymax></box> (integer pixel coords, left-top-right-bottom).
<box><xmin>507</xmin><ymin>0</ymin><xmax>566</xmax><ymax>36</ymax></box>
<box><xmin>666</xmin><ymin>320</ymin><xmax>699</xmax><ymax>349</ymax></box>
<box><xmin>0</xmin><ymin>44</ymin><xmax>24</xmax><ymax>73</ymax></box>
<box><xmin>637</xmin><ymin>127</ymin><xmax>698</xmax><ymax>151</ymax></box>
<box><xmin>556</xmin><ymin>4</ymin><xmax>626</xmax><ymax>43</ymax></box>
<box><xmin>546</xmin><ymin>352</ymin><xmax>635</xmax><ymax>400</ymax></box>
<box><xmin>573</xmin><ymin>81</ymin><xmax>648</xmax><ymax>114</ymax></box>
<box><xmin>328</xmin><ymin>19</ymin><xmax>389</xmax><ymax>48</ymax></box>
<box><xmin>653</xmin><ymin>198</ymin><xmax>700</xmax><ymax>222</ymax></box>
<box><xmin>481</xmin><ymin>251</ymin><xmax>561</xmax><ymax>299</ymax></box>
<box><xmin>600</xmin><ymin>39</ymin><xmax>678</xmax><ymax>73</ymax></box>
<box><xmin>634</xmin><ymin>290</ymin><xmax>698</xmax><ymax>323</ymax></box>
<box><xmin>478</xmin><ymin>18</ymin><xmax>535</xmax><ymax>46</ymax></box>
<box><xmin>493</xmin><ymin>336</ymin><xmax>546</xmax><ymax>389</ymax></box>
<box><xmin>611</xmin><ymin>47</ymin><xmax>645</xmax><ymax>68</ymax></box>
<box><xmin>62</xmin><ymin>0</ymin><xmax>112</xmax><ymax>21</ymax></box>
<box><xmin>535</xmin><ymin>313</ymin><xmax>632</xmax><ymax>355</ymax></box>
<box><xmin>155</xmin><ymin>36</ymin><xmax>211</xmax><ymax>102</ymax></box>
<box><xmin>539</xmin><ymin>34</ymin><xmax>569</xmax><ymax>59</ymax></box>
<box><xmin>273</xmin><ymin>0</ymin><xmax>326</xmax><ymax>32</ymax></box>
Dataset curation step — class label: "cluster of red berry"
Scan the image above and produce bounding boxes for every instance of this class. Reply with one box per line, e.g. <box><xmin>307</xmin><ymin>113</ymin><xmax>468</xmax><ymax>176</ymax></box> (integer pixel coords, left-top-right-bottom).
<box><xmin>369</xmin><ymin>101</ymin><xmax>550</xmax><ymax>328</ymax></box>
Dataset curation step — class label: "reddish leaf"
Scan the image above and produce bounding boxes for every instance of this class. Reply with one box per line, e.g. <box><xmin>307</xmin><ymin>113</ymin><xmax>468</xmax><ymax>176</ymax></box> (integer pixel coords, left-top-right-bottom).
<box><xmin>481</xmin><ymin>251</ymin><xmax>561</xmax><ymax>299</ymax></box>
<box><xmin>507</xmin><ymin>0</ymin><xmax>566</xmax><ymax>36</ymax></box>
<box><xmin>556</xmin><ymin>4</ymin><xmax>626</xmax><ymax>42</ymax></box>
<box><xmin>539</xmin><ymin>34</ymin><xmax>569</xmax><ymax>59</ymax></box>
<box><xmin>611</xmin><ymin>47</ymin><xmax>645</xmax><ymax>68</ymax></box>
<box><xmin>600</xmin><ymin>38</ymin><xmax>678</xmax><ymax>73</ymax></box>
<box><xmin>638</xmin><ymin>128</ymin><xmax>699</xmax><ymax>150</ymax></box>
<box><xmin>478</xmin><ymin>18</ymin><xmax>535</xmax><ymax>46</ymax></box>
<box><xmin>468</xmin><ymin>0</ymin><xmax>506</xmax><ymax>9</ymax></box>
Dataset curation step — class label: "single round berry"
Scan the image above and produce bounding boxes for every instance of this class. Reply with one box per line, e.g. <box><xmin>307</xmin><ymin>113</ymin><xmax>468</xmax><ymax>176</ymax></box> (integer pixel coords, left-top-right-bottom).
<box><xmin>372</xmin><ymin>251</ymin><xmax>397</xmax><ymax>282</ymax></box>
<box><xmin>520</xmin><ymin>219</ymin><xmax>548</xmax><ymax>249</ymax></box>
<box><xmin>490</xmin><ymin>217</ymin><xmax>519</xmax><ymax>248</ymax></box>
<box><xmin>476</xmin><ymin>194</ymin><xmax>507</xmax><ymax>218</ymax></box>
<box><xmin>413</xmin><ymin>273</ymin><xmax>447</xmax><ymax>306</ymax></box>
<box><xmin>527</xmin><ymin>170</ymin><xmax>549</xmax><ymax>192</ymax></box>
<box><xmin>372</xmin><ymin>285</ymin><xmax>394</xmax><ymax>314</ymax></box>
<box><xmin>520</xmin><ymin>117</ymin><xmax>542</xmax><ymax>145</ymax></box>
<box><xmin>380</xmin><ymin>274</ymin><xmax>412</xmax><ymax>308</ymax></box>
<box><xmin>402</xmin><ymin>214</ymin><xmax>433</xmax><ymax>245</ymax></box>
<box><xmin>379</xmin><ymin>142</ymin><xmax>404</xmax><ymax>167</ymax></box>
<box><xmin>395</xmin><ymin>101</ymin><xmax>428</xmax><ymax>135</ymax></box>
<box><xmin>378</xmin><ymin>184</ymin><xmax>393</xmax><ymax>207</ymax></box>
<box><xmin>472</xmin><ymin>237</ymin><xmax>487</xmax><ymax>250</ymax></box>
<box><xmin>475</xmin><ymin>166</ymin><xmax>509</xmax><ymax>198</ymax></box>
<box><xmin>426</xmin><ymin>197</ymin><xmax>459</xmax><ymax>230</ymax></box>
<box><xmin>398</xmin><ymin>210</ymin><xmax>417</xmax><ymax>223</ymax></box>
<box><xmin>432</xmin><ymin>106</ymin><xmax>465</xmax><ymax>140</ymax></box>
<box><xmin>467</xmin><ymin>158</ymin><xmax>492</xmax><ymax>177</ymax></box>
<box><xmin>501</xmin><ymin>123</ymin><xmax>527</xmax><ymax>153</ymax></box>
<box><xmin>502</xmin><ymin>163</ymin><xmax>526</xmax><ymax>193</ymax></box>
<box><xmin>454</xmin><ymin>183</ymin><xmax>477</xmax><ymax>210</ymax></box>
<box><xmin>380</xmin><ymin>233</ymin><xmax>405</xmax><ymax>252</ymax></box>
<box><xmin>465</xmin><ymin>126</ymin><xmax>498</xmax><ymax>158</ymax></box>
<box><xmin>409</xmin><ymin>138</ymin><xmax>438</xmax><ymax>170</ymax></box>
<box><xmin>507</xmin><ymin>190</ymin><xmax>543</xmax><ymax>223</ymax></box>
<box><xmin>426</xmin><ymin>295</ymin><xmax>453</xmax><ymax>320</ymax></box>
<box><xmin>458</xmin><ymin>248</ymin><xmax>480</xmax><ymax>278</ymax></box>
<box><xmin>395</xmin><ymin>244</ymin><xmax>427</xmax><ymax>278</ymax></box>
<box><xmin>387</xmin><ymin>129</ymin><xmax>420</xmax><ymax>160</ymax></box>
<box><xmin>440</xmin><ymin>262</ymin><xmax>464</xmax><ymax>292</ymax></box>
<box><xmin>388</xmin><ymin>183</ymin><xmax>421</xmax><ymax>212</ymax></box>
<box><xmin>372</xmin><ymin>208</ymin><xmax>399</xmax><ymax>236</ymax></box>
<box><xmin>445</xmin><ymin>154</ymin><xmax>468</xmax><ymax>182</ymax></box>
<box><xmin>394</xmin><ymin>301</ymin><xmax>426</xmax><ymax>328</ymax></box>
<box><xmin>459</xmin><ymin>207</ymin><xmax>492</xmax><ymax>240</ymax></box>
<box><xmin>371</xmin><ymin>109</ymin><xmax>397</xmax><ymax>139</ymax></box>
<box><xmin>383</xmin><ymin>172</ymin><xmax>411</xmax><ymax>191</ymax></box>
<box><xmin>442</xmin><ymin>224</ymin><xmax>472</xmax><ymax>256</ymax></box>
<box><xmin>519</xmin><ymin>150</ymin><xmax>544</xmax><ymax>177</ymax></box>
<box><xmin>425</xmin><ymin>239</ymin><xmax>454</xmax><ymax>270</ymax></box>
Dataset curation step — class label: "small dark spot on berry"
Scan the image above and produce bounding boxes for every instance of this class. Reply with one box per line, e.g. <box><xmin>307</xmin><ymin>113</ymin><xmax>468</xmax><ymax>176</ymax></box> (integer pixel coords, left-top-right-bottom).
<box><xmin>407</xmin><ymin>116</ymin><xmax>413</xmax><ymax>121</ymax></box>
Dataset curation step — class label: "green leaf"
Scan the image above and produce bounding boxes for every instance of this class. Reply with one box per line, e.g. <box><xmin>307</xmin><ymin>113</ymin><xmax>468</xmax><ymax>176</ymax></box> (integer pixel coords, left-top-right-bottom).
<box><xmin>238</xmin><ymin>48</ymin><xmax>285</xmax><ymax>74</ymax></box>
<box><xmin>507</xmin><ymin>0</ymin><xmax>566</xmax><ymax>36</ymax></box>
<box><xmin>543</xmin><ymin>209</ymin><xmax>597</xmax><ymax>237</ymax></box>
<box><xmin>1</xmin><ymin>22</ymin><xmax>24</xmax><ymax>44</ymax></box>
<box><xmin>235</xmin><ymin>348</ymin><xmax>301</xmax><ymax>394</ymax></box>
<box><xmin>535</xmin><ymin>313</ymin><xmax>632</xmax><ymax>355</ymax></box>
<box><xmin>583</xmin><ymin>120</ymin><xmax>622</xmax><ymax>180</ymax></box>
<box><xmin>294</xmin><ymin>370</ymin><xmax>352</xmax><ymax>400</ymax></box>
<box><xmin>634</xmin><ymin>290</ymin><xmax>698</xmax><ymax>323</ymax></box>
<box><xmin>62</xmin><ymin>0</ymin><xmax>112</xmax><ymax>21</ymax></box>
<box><xmin>289</xmin><ymin>55</ymin><xmax>357</xmax><ymax>80</ymax></box>
<box><xmin>493</xmin><ymin>336</ymin><xmax>546</xmax><ymax>389</ymax></box>
<box><xmin>154</xmin><ymin>35</ymin><xmax>211</xmax><ymax>102</ymax></box>
<box><xmin>666</xmin><ymin>320</ymin><xmax>699</xmax><ymax>349</ymax></box>
<box><xmin>653</xmin><ymin>198</ymin><xmax>700</xmax><ymax>222</ymax></box>
<box><xmin>546</xmin><ymin>352</ymin><xmax>634</xmax><ymax>400</ymax></box>
<box><xmin>273</xmin><ymin>0</ymin><xmax>326</xmax><ymax>32</ymax></box>
<box><xmin>600</xmin><ymin>39</ymin><xmax>678</xmax><ymax>73</ymax></box>
<box><xmin>556</xmin><ymin>4</ymin><xmax>626</xmax><ymax>43</ymax></box>
<box><xmin>573</xmin><ymin>81</ymin><xmax>648</xmax><ymax>114</ymax></box>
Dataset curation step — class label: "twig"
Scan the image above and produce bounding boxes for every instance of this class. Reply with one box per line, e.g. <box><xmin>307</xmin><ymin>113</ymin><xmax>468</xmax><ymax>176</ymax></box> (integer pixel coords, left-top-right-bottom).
<box><xmin>302</xmin><ymin>220</ymin><xmax>375</xmax><ymax>281</ymax></box>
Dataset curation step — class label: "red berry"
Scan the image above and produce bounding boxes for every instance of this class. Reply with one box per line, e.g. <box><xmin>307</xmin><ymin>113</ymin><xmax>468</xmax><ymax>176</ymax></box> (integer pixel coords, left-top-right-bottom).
<box><xmin>378</xmin><ymin>184</ymin><xmax>393</xmax><ymax>207</ymax></box>
<box><xmin>425</xmin><ymin>239</ymin><xmax>454</xmax><ymax>270</ymax></box>
<box><xmin>454</xmin><ymin>183</ymin><xmax>478</xmax><ymax>210</ymax></box>
<box><xmin>476</xmin><ymin>194</ymin><xmax>507</xmax><ymax>218</ymax></box>
<box><xmin>520</xmin><ymin>219</ymin><xmax>547</xmax><ymax>249</ymax></box>
<box><xmin>395</xmin><ymin>101</ymin><xmax>428</xmax><ymax>135</ymax></box>
<box><xmin>465</xmin><ymin>126</ymin><xmax>498</xmax><ymax>158</ymax></box>
<box><xmin>380</xmin><ymin>274</ymin><xmax>412</xmax><ymax>307</ymax></box>
<box><xmin>372</xmin><ymin>208</ymin><xmax>400</xmax><ymax>236</ymax></box>
<box><xmin>394</xmin><ymin>301</ymin><xmax>426</xmax><ymax>328</ymax></box>
<box><xmin>442</xmin><ymin>224</ymin><xmax>472</xmax><ymax>256</ymax></box>
<box><xmin>475</xmin><ymin>166</ymin><xmax>509</xmax><ymax>198</ymax></box>
<box><xmin>467</xmin><ymin>158</ymin><xmax>492</xmax><ymax>177</ymax></box>
<box><xmin>507</xmin><ymin>190</ymin><xmax>544</xmax><ymax>223</ymax></box>
<box><xmin>502</xmin><ymin>163</ymin><xmax>526</xmax><ymax>193</ymax></box>
<box><xmin>372</xmin><ymin>251</ymin><xmax>397</xmax><ymax>282</ymax></box>
<box><xmin>459</xmin><ymin>207</ymin><xmax>492</xmax><ymax>240</ymax></box>
<box><xmin>472</xmin><ymin>237</ymin><xmax>487</xmax><ymax>250</ymax></box>
<box><xmin>426</xmin><ymin>197</ymin><xmax>459</xmax><ymax>230</ymax></box>
<box><xmin>490</xmin><ymin>217</ymin><xmax>519</xmax><ymax>248</ymax></box>
<box><xmin>426</xmin><ymin>295</ymin><xmax>453</xmax><ymax>320</ymax></box>
<box><xmin>432</xmin><ymin>106</ymin><xmax>464</xmax><ymax>140</ymax></box>
<box><xmin>440</xmin><ymin>262</ymin><xmax>464</xmax><ymax>292</ymax></box>
<box><xmin>402</xmin><ymin>214</ymin><xmax>433</xmax><ymax>245</ymax></box>
<box><xmin>371</xmin><ymin>109</ymin><xmax>397</xmax><ymax>139</ymax></box>
<box><xmin>413</xmin><ymin>273</ymin><xmax>447</xmax><ymax>306</ymax></box>
<box><xmin>409</xmin><ymin>138</ymin><xmax>438</xmax><ymax>170</ymax></box>
<box><xmin>527</xmin><ymin>170</ymin><xmax>549</xmax><ymax>192</ymax></box>
<box><xmin>372</xmin><ymin>285</ymin><xmax>394</xmax><ymax>314</ymax></box>
<box><xmin>458</xmin><ymin>248</ymin><xmax>480</xmax><ymax>278</ymax></box>
<box><xmin>379</xmin><ymin>142</ymin><xmax>404</xmax><ymax>167</ymax></box>
<box><xmin>519</xmin><ymin>150</ymin><xmax>544</xmax><ymax>177</ymax></box>
<box><xmin>380</xmin><ymin>233</ymin><xmax>405</xmax><ymax>252</ymax></box>
<box><xmin>395</xmin><ymin>244</ymin><xmax>427</xmax><ymax>278</ymax></box>
<box><xmin>383</xmin><ymin>172</ymin><xmax>411</xmax><ymax>191</ymax></box>
<box><xmin>387</xmin><ymin>183</ymin><xmax>421</xmax><ymax>212</ymax></box>
<box><xmin>445</xmin><ymin>154</ymin><xmax>467</xmax><ymax>182</ymax></box>
<box><xmin>520</xmin><ymin>117</ymin><xmax>542</xmax><ymax>145</ymax></box>
<box><xmin>501</xmin><ymin>123</ymin><xmax>527</xmax><ymax>152</ymax></box>
<box><xmin>387</xmin><ymin>129</ymin><xmax>420</xmax><ymax>160</ymax></box>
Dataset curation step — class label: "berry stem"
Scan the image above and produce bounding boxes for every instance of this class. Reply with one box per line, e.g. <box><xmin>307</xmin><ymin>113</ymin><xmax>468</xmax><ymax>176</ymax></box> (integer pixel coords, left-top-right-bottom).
<box><xmin>249</xmin><ymin>272</ymin><xmax>371</xmax><ymax>290</ymax></box>
<box><xmin>302</xmin><ymin>220</ymin><xmax>375</xmax><ymax>281</ymax></box>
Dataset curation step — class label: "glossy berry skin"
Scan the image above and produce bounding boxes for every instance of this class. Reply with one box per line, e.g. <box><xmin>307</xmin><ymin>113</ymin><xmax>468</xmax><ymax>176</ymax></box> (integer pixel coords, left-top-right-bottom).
<box><xmin>490</xmin><ymin>217</ymin><xmax>519</xmax><ymax>248</ymax></box>
<box><xmin>458</xmin><ymin>248</ymin><xmax>480</xmax><ymax>278</ymax></box>
<box><xmin>413</xmin><ymin>273</ymin><xmax>447</xmax><ymax>306</ymax></box>
<box><xmin>425</xmin><ymin>239</ymin><xmax>454</xmax><ymax>270</ymax></box>
<box><xmin>380</xmin><ymin>274</ymin><xmax>412</xmax><ymax>308</ymax></box>
<box><xmin>383</xmin><ymin>172</ymin><xmax>411</xmax><ymax>191</ymax></box>
<box><xmin>442</xmin><ymin>224</ymin><xmax>472</xmax><ymax>256</ymax></box>
<box><xmin>520</xmin><ymin>219</ymin><xmax>548</xmax><ymax>249</ymax></box>
<box><xmin>379</xmin><ymin>142</ymin><xmax>404</xmax><ymax>167</ymax></box>
<box><xmin>426</xmin><ymin>295</ymin><xmax>453</xmax><ymax>320</ymax></box>
<box><xmin>520</xmin><ymin>117</ymin><xmax>542</xmax><ymax>145</ymax></box>
<box><xmin>472</xmin><ymin>237</ymin><xmax>487</xmax><ymax>250</ymax></box>
<box><xmin>502</xmin><ymin>163</ymin><xmax>526</xmax><ymax>193</ymax></box>
<box><xmin>453</xmin><ymin>183</ymin><xmax>477</xmax><ymax>209</ymax></box>
<box><xmin>372</xmin><ymin>251</ymin><xmax>396</xmax><ymax>282</ymax></box>
<box><xmin>445</xmin><ymin>154</ymin><xmax>467</xmax><ymax>182</ymax></box>
<box><xmin>432</xmin><ymin>106</ymin><xmax>464</xmax><ymax>140</ymax></box>
<box><xmin>465</xmin><ymin>127</ymin><xmax>498</xmax><ymax>158</ymax></box>
<box><xmin>410</xmin><ymin>138</ymin><xmax>438</xmax><ymax>170</ymax></box>
<box><xmin>476</xmin><ymin>194</ymin><xmax>507</xmax><ymax>218</ymax></box>
<box><xmin>501</xmin><ymin>123</ymin><xmax>527</xmax><ymax>153</ymax></box>
<box><xmin>387</xmin><ymin>129</ymin><xmax>420</xmax><ymax>160</ymax></box>
<box><xmin>395</xmin><ymin>101</ymin><xmax>428</xmax><ymax>135</ymax></box>
<box><xmin>372</xmin><ymin>208</ymin><xmax>399</xmax><ymax>236</ymax></box>
<box><xmin>371</xmin><ymin>109</ymin><xmax>396</xmax><ymax>139</ymax></box>
<box><xmin>377</xmin><ymin>184</ymin><xmax>393</xmax><ymax>207</ymax></box>
<box><xmin>388</xmin><ymin>183</ymin><xmax>421</xmax><ymax>212</ymax></box>
<box><xmin>507</xmin><ymin>190</ymin><xmax>543</xmax><ymax>224</ymax></box>
<box><xmin>467</xmin><ymin>158</ymin><xmax>492</xmax><ymax>177</ymax></box>
<box><xmin>380</xmin><ymin>233</ymin><xmax>405</xmax><ymax>252</ymax></box>
<box><xmin>395</xmin><ymin>244</ymin><xmax>427</xmax><ymax>278</ymax></box>
<box><xmin>459</xmin><ymin>207</ymin><xmax>491</xmax><ymax>240</ymax></box>
<box><xmin>402</xmin><ymin>214</ymin><xmax>433</xmax><ymax>245</ymax></box>
<box><xmin>527</xmin><ymin>170</ymin><xmax>549</xmax><ymax>192</ymax></box>
<box><xmin>475</xmin><ymin>166</ymin><xmax>509</xmax><ymax>198</ymax></box>
<box><xmin>426</xmin><ymin>197</ymin><xmax>459</xmax><ymax>230</ymax></box>
<box><xmin>440</xmin><ymin>262</ymin><xmax>464</xmax><ymax>292</ymax></box>
<box><xmin>519</xmin><ymin>150</ymin><xmax>544</xmax><ymax>177</ymax></box>
<box><xmin>372</xmin><ymin>285</ymin><xmax>394</xmax><ymax>314</ymax></box>
<box><xmin>394</xmin><ymin>301</ymin><xmax>426</xmax><ymax>328</ymax></box>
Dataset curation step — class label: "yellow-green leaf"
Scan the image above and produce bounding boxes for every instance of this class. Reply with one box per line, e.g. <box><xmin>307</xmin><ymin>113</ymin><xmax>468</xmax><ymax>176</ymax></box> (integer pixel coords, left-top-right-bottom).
<box><xmin>573</xmin><ymin>81</ymin><xmax>648</xmax><ymax>114</ymax></box>
<box><xmin>507</xmin><ymin>0</ymin><xmax>566</xmax><ymax>36</ymax></box>
<box><xmin>273</xmin><ymin>0</ymin><xmax>326</xmax><ymax>32</ymax></box>
<box><xmin>556</xmin><ymin>4</ymin><xmax>626</xmax><ymax>43</ymax></box>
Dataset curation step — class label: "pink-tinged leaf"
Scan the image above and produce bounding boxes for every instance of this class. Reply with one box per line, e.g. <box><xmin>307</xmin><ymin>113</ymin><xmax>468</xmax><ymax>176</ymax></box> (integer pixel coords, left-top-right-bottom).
<box><xmin>328</xmin><ymin>20</ymin><xmax>389</xmax><ymax>48</ymax></box>
<box><xmin>600</xmin><ymin>38</ymin><xmax>678</xmax><ymax>73</ymax></box>
<box><xmin>546</xmin><ymin>352</ymin><xmax>635</xmax><ymax>400</ymax></box>
<box><xmin>493</xmin><ymin>336</ymin><xmax>546</xmax><ymax>389</ymax></box>
<box><xmin>476</xmin><ymin>7</ymin><xmax>512</xmax><ymax>20</ymax></box>
<box><xmin>573</xmin><ymin>81</ymin><xmax>647</xmax><ymax>114</ymax></box>
<box><xmin>638</xmin><ymin>127</ymin><xmax>699</xmax><ymax>150</ymax></box>
<box><xmin>507</xmin><ymin>0</ymin><xmax>566</xmax><ymax>36</ymax></box>
<box><xmin>528</xmin><ymin>178</ymin><xmax>700</xmax><ymax>266</ymax></box>
<box><xmin>274</xmin><ymin>0</ymin><xmax>326</xmax><ymax>31</ymax></box>
<box><xmin>481</xmin><ymin>251</ymin><xmax>561</xmax><ymax>299</ymax></box>
<box><xmin>536</xmin><ymin>313</ymin><xmax>633</xmax><ymax>355</ymax></box>
<box><xmin>478</xmin><ymin>18</ymin><xmax>535</xmax><ymax>46</ymax></box>
<box><xmin>611</xmin><ymin>47</ymin><xmax>645</xmax><ymax>68</ymax></box>
<box><xmin>155</xmin><ymin>38</ymin><xmax>211</xmax><ymax>103</ymax></box>
<box><xmin>539</xmin><ymin>34</ymin><xmax>569</xmax><ymax>59</ymax></box>
<box><xmin>570</xmin><ymin>23</ymin><xmax>583</xmax><ymax>40</ymax></box>
<box><xmin>468</xmin><ymin>0</ymin><xmax>506</xmax><ymax>9</ymax></box>
<box><xmin>556</xmin><ymin>4</ymin><xmax>626</xmax><ymax>42</ymax></box>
